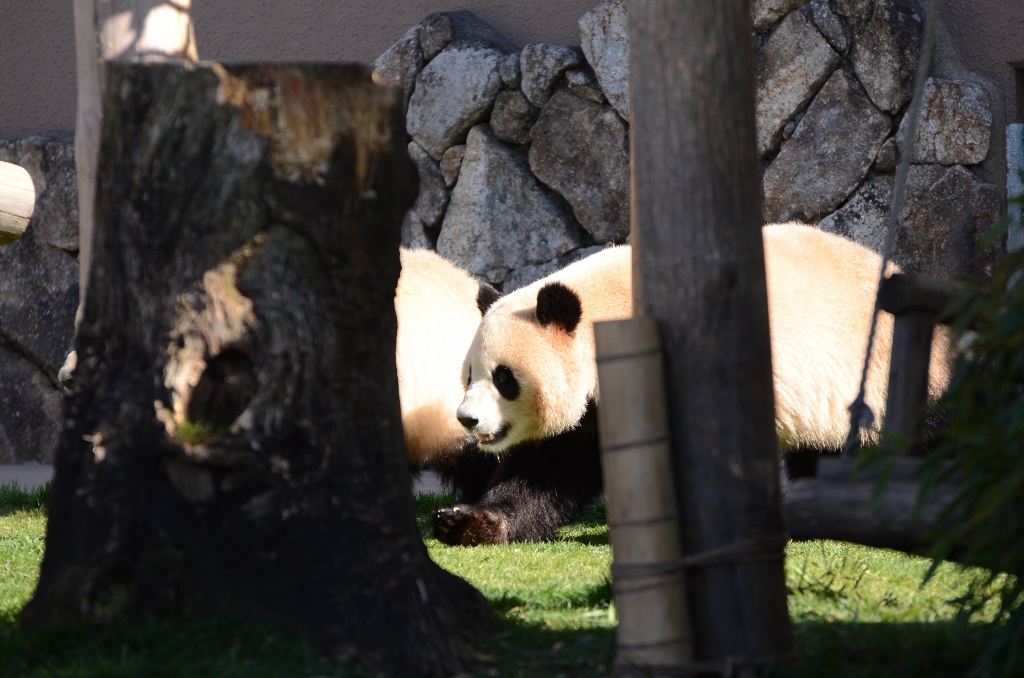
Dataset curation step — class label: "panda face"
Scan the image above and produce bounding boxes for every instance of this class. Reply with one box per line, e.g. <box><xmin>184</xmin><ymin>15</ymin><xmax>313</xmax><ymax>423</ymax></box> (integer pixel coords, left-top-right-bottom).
<box><xmin>457</xmin><ymin>281</ymin><xmax>592</xmax><ymax>454</ymax></box>
<box><xmin>458</xmin><ymin>346</ymin><xmax>541</xmax><ymax>453</ymax></box>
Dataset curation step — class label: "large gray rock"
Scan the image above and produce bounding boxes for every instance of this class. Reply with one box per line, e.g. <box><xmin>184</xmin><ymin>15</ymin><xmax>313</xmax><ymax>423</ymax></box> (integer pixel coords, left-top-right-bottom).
<box><xmin>438</xmin><ymin>125</ymin><xmax>586</xmax><ymax>275</ymax></box>
<box><xmin>903</xmin><ymin>165</ymin><xmax>1002</xmax><ymax>277</ymax></box>
<box><xmin>499</xmin><ymin>53</ymin><xmax>522</xmax><ymax>88</ymax></box>
<box><xmin>504</xmin><ymin>244</ymin><xmax>606</xmax><ymax>292</ymax></box>
<box><xmin>897</xmin><ymin>78</ymin><xmax>992</xmax><ymax>165</ymax></box>
<box><xmin>439</xmin><ymin>145</ymin><xmax>466</xmax><ymax>188</ymax></box>
<box><xmin>755</xmin><ymin>10</ymin><xmax>840</xmax><ymax>156</ymax></box>
<box><xmin>529</xmin><ymin>88</ymin><xmax>630</xmax><ymax>244</ymax></box>
<box><xmin>372</xmin><ymin>26</ymin><xmax>423</xmax><ymax>110</ymax></box>
<box><xmin>490</xmin><ymin>90</ymin><xmax>540</xmax><ymax>146</ymax></box>
<box><xmin>406</xmin><ymin>44</ymin><xmax>506</xmax><ymax>159</ymax></box>
<box><xmin>0</xmin><ymin>343</ymin><xmax>63</xmax><ymax>464</ymax></box>
<box><xmin>579</xmin><ymin>0</ymin><xmax>630</xmax><ymax>120</ymax></box>
<box><xmin>421</xmin><ymin>10</ymin><xmax>518</xmax><ymax>55</ymax></box>
<box><xmin>763</xmin><ymin>70</ymin><xmax>890</xmax><ymax>222</ymax></box>
<box><xmin>520</xmin><ymin>44</ymin><xmax>583</xmax><ymax>108</ymax></box>
<box><xmin>818</xmin><ymin>165</ymin><xmax>944</xmax><ymax>256</ymax></box>
<box><xmin>848</xmin><ymin>0</ymin><xmax>923</xmax><ymax>114</ymax></box>
<box><xmin>565</xmin><ymin>68</ymin><xmax>607</xmax><ymax>104</ymax></box>
<box><xmin>401</xmin><ymin>210</ymin><xmax>434</xmax><ymax>250</ymax></box>
<box><xmin>0</xmin><ymin>228</ymin><xmax>78</xmax><ymax>373</ymax></box>
<box><xmin>0</xmin><ymin>133</ymin><xmax>79</xmax><ymax>252</ymax></box>
<box><xmin>805</xmin><ymin>0</ymin><xmax>849</xmax><ymax>52</ymax></box>
<box><xmin>752</xmin><ymin>0</ymin><xmax>811</xmax><ymax>31</ymax></box>
<box><xmin>408</xmin><ymin>141</ymin><xmax>448</xmax><ymax>227</ymax></box>
<box><xmin>874</xmin><ymin>136</ymin><xmax>898</xmax><ymax>172</ymax></box>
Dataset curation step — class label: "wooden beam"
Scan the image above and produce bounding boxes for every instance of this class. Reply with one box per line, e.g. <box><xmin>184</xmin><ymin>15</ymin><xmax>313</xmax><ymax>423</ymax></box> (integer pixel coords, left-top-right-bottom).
<box><xmin>629</xmin><ymin>0</ymin><xmax>794</xmax><ymax>665</ymax></box>
<box><xmin>878</xmin><ymin>273</ymin><xmax>965</xmax><ymax>318</ymax></box>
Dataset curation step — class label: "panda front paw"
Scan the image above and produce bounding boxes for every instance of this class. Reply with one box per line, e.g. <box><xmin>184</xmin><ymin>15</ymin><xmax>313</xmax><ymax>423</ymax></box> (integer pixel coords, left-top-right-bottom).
<box><xmin>432</xmin><ymin>504</ymin><xmax>509</xmax><ymax>546</ymax></box>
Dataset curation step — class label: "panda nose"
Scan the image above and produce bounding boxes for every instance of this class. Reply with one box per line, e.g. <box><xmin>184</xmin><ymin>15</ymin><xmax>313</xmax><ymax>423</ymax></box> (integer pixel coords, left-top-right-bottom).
<box><xmin>457</xmin><ymin>414</ymin><xmax>478</xmax><ymax>430</ymax></box>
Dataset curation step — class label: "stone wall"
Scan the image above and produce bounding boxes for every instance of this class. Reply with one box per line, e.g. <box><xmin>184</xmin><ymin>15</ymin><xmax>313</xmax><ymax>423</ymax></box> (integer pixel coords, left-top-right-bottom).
<box><xmin>0</xmin><ymin>0</ymin><xmax>1005</xmax><ymax>461</ymax></box>
<box><xmin>377</xmin><ymin>0</ymin><xmax>1004</xmax><ymax>289</ymax></box>
<box><xmin>0</xmin><ymin>133</ymin><xmax>79</xmax><ymax>464</ymax></box>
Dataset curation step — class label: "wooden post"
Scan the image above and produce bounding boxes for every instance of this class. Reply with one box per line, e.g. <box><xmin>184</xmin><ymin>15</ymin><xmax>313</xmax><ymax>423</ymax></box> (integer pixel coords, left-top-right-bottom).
<box><xmin>629</xmin><ymin>0</ymin><xmax>794</xmax><ymax>668</ymax></box>
<box><xmin>877</xmin><ymin>274</ymin><xmax>963</xmax><ymax>442</ymax></box>
<box><xmin>73</xmin><ymin>0</ymin><xmax>198</xmax><ymax>314</ymax></box>
<box><xmin>595</xmin><ymin>317</ymin><xmax>693</xmax><ymax>674</ymax></box>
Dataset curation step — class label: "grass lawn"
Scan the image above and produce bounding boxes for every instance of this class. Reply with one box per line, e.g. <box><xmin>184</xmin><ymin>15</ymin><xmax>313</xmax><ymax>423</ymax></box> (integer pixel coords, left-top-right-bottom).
<box><xmin>0</xmin><ymin>484</ymin><xmax>1001</xmax><ymax>677</ymax></box>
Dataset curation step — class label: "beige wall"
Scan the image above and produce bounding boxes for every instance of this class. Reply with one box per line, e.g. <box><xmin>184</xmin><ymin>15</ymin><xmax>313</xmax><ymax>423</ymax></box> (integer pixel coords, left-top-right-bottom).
<box><xmin>0</xmin><ymin>0</ymin><xmax>598</xmax><ymax>136</ymax></box>
<box><xmin>942</xmin><ymin>0</ymin><xmax>1024</xmax><ymax>123</ymax></box>
<box><xmin>1</xmin><ymin>0</ymin><xmax>1020</xmax><ymax>135</ymax></box>
<box><xmin>0</xmin><ymin>1</ymin><xmax>77</xmax><ymax>135</ymax></box>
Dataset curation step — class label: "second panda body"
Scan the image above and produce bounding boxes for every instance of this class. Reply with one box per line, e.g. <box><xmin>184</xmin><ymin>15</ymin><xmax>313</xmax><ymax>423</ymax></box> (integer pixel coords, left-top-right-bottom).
<box><xmin>433</xmin><ymin>223</ymin><xmax>950</xmax><ymax>545</ymax></box>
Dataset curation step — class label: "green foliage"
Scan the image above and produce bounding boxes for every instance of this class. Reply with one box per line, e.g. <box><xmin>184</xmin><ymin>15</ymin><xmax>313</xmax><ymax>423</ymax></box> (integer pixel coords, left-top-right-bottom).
<box><xmin>172</xmin><ymin>419</ymin><xmax>226</xmax><ymax>445</ymax></box>
<box><xmin>882</xmin><ymin>210</ymin><xmax>1024</xmax><ymax>676</ymax></box>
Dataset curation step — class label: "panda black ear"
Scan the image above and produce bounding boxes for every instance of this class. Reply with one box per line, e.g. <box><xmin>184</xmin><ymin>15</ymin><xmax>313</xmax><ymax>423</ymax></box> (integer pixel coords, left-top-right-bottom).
<box><xmin>536</xmin><ymin>282</ymin><xmax>582</xmax><ymax>333</ymax></box>
<box><xmin>477</xmin><ymin>282</ymin><xmax>502</xmax><ymax>315</ymax></box>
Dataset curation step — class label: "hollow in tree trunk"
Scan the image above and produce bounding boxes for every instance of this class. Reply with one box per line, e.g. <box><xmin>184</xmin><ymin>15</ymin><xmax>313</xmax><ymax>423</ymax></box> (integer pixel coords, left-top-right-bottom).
<box><xmin>23</xmin><ymin>61</ymin><xmax>490</xmax><ymax>677</ymax></box>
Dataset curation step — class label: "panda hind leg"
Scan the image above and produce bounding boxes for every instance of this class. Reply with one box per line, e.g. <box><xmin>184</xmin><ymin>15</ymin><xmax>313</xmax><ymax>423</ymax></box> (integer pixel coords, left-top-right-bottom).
<box><xmin>433</xmin><ymin>504</ymin><xmax>508</xmax><ymax>546</ymax></box>
<box><xmin>431</xmin><ymin>403</ymin><xmax>603</xmax><ymax>546</ymax></box>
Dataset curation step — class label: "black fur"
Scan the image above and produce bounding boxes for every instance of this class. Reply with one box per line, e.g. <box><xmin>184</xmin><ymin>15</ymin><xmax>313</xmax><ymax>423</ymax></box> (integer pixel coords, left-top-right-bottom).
<box><xmin>432</xmin><ymin>401</ymin><xmax>603</xmax><ymax>544</ymax></box>
<box><xmin>492</xmin><ymin>364</ymin><xmax>520</xmax><ymax>400</ymax></box>
<box><xmin>536</xmin><ymin>282</ymin><xmax>582</xmax><ymax>333</ymax></box>
<box><xmin>477</xmin><ymin>282</ymin><xmax>502</xmax><ymax>315</ymax></box>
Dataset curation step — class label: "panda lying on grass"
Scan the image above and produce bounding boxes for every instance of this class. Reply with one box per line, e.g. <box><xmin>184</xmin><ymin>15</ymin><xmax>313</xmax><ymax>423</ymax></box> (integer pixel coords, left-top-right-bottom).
<box><xmin>405</xmin><ymin>224</ymin><xmax>951</xmax><ymax>546</ymax></box>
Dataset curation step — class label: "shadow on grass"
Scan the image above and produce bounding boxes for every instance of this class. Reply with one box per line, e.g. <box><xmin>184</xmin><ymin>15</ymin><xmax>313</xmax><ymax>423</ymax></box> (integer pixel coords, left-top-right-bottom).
<box><xmin>0</xmin><ymin>483</ymin><xmax>48</xmax><ymax>518</ymax></box>
<box><xmin>774</xmin><ymin>620</ymin><xmax>992</xmax><ymax>678</ymax></box>
<box><xmin>0</xmin><ymin>601</ymin><xmax>996</xmax><ymax>678</ymax></box>
<box><xmin>0</xmin><ymin>610</ymin><xmax>368</xmax><ymax>678</ymax></box>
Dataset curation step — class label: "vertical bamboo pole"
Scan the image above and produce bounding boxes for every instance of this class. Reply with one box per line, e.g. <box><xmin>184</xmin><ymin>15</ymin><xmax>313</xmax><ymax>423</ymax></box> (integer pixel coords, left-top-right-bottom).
<box><xmin>595</xmin><ymin>317</ymin><xmax>692</xmax><ymax>675</ymax></box>
<box><xmin>74</xmin><ymin>0</ymin><xmax>198</xmax><ymax>316</ymax></box>
<box><xmin>628</xmin><ymin>0</ymin><xmax>794</xmax><ymax>667</ymax></box>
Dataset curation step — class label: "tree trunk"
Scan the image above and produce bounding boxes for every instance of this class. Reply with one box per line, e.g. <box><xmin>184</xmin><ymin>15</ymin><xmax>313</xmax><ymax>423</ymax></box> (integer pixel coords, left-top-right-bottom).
<box><xmin>74</xmin><ymin>0</ymin><xmax>199</xmax><ymax>312</ymax></box>
<box><xmin>24</xmin><ymin>61</ymin><xmax>490</xmax><ymax>677</ymax></box>
<box><xmin>629</xmin><ymin>0</ymin><xmax>795</xmax><ymax>668</ymax></box>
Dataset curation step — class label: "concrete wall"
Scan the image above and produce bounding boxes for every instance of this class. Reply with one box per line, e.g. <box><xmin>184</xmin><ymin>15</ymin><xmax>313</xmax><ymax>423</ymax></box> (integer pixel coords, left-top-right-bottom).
<box><xmin>0</xmin><ymin>0</ymin><xmax>597</xmax><ymax>135</ymax></box>
<box><xmin>0</xmin><ymin>0</ymin><xmax>1020</xmax><ymax>134</ymax></box>
<box><xmin>941</xmin><ymin>0</ymin><xmax>1024</xmax><ymax>124</ymax></box>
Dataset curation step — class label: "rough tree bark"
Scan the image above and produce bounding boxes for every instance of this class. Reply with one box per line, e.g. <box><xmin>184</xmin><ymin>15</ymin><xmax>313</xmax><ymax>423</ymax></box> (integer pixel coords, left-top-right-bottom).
<box><xmin>629</xmin><ymin>0</ymin><xmax>795</xmax><ymax>668</ymax></box>
<box><xmin>24</xmin><ymin>61</ymin><xmax>490</xmax><ymax>676</ymax></box>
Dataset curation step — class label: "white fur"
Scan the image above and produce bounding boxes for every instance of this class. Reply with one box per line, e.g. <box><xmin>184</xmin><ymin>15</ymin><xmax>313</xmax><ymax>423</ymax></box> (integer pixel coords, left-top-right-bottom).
<box><xmin>460</xmin><ymin>246</ymin><xmax>632</xmax><ymax>452</ymax></box>
<box><xmin>395</xmin><ymin>248</ymin><xmax>481</xmax><ymax>463</ymax></box>
<box><xmin>458</xmin><ymin>224</ymin><xmax>951</xmax><ymax>453</ymax></box>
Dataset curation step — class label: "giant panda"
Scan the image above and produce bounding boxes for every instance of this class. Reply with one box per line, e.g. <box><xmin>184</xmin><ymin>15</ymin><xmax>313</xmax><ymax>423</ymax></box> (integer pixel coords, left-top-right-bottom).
<box><xmin>395</xmin><ymin>248</ymin><xmax>501</xmax><ymax>496</ymax></box>
<box><xmin>432</xmin><ymin>223</ymin><xmax>951</xmax><ymax>546</ymax></box>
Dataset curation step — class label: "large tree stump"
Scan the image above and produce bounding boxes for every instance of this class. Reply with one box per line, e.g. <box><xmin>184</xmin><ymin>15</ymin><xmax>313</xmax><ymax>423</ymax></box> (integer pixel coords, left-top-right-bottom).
<box><xmin>24</xmin><ymin>61</ymin><xmax>490</xmax><ymax>676</ymax></box>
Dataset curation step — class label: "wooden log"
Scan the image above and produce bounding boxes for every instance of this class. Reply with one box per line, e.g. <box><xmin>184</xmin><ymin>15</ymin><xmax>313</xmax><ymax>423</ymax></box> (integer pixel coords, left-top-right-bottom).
<box><xmin>883</xmin><ymin>311</ymin><xmax>936</xmax><ymax>441</ymax></box>
<box><xmin>629</xmin><ymin>0</ymin><xmax>794</xmax><ymax>666</ymax></box>
<box><xmin>786</xmin><ymin>478</ymin><xmax>958</xmax><ymax>552</ymax></box>
<box><xmin>594</xmin><ymin>317</ymin><xmax>693</xmax><ymax>673</ymax></box>
<box><xmin>0</xmin><ymin>161</ymin><xmax>35</xmax><ymax>245</ymax></box>
<box><xmin>817</xmin><ymin>456</ymin><xmax>937</xmax><ymax>482</ymax></box>
<box><xmin>23</xmin><ymin>62</ymin><xmax>491</xmax><ymax>677</ymax></box>
<box><xmin>878</xmin><ymin>273</ymin><xmax>965</xmax><ymax>319</ymax></box>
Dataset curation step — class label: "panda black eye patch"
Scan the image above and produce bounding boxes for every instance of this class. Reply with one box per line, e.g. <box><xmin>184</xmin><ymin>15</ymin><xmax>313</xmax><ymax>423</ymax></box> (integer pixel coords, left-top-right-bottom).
<box><xmin>492</xmin><ymin>364</ymin><xmax>520</xmax><ymax>400</ymax></box>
